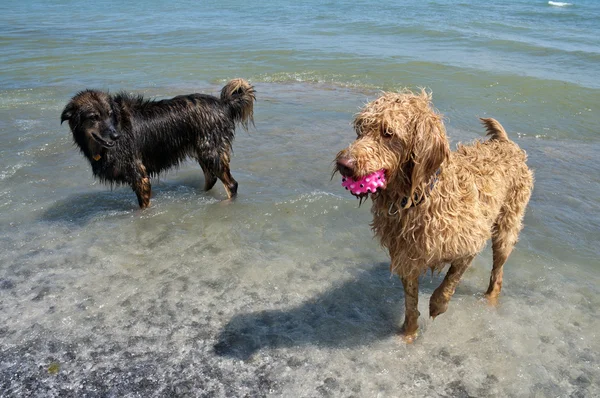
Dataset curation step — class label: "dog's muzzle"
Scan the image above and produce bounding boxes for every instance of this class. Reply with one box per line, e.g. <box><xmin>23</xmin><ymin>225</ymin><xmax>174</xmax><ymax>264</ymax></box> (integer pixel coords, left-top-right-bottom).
<box><xmin>336</xmin><ymin>157</ymin><xmax>355</xmax><ymax>178</ymax></box>
<box><xmin>92</xmin><ymin>128</ymin><xmax>121</xmax><ymax>148</ymax></box>
<box><xmin>108</xmin><ymin>128</ymin><xmax>121</xmax><ymax>141</ymax></box>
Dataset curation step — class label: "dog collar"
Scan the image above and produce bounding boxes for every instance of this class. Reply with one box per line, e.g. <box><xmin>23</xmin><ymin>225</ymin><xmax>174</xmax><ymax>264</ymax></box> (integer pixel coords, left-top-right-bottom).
<box><xmin>93</xmin><ymin>154</ymin><xmax>101</xmax><ymax>161</ymax></box>
<box><xmin>390</xmin><ymin>168</ymin><xmax>441</xmax><ymax>214</ymax></box>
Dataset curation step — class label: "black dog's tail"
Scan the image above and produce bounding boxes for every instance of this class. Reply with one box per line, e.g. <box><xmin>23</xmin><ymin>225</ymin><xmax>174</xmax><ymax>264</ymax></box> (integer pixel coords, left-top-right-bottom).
<box><xmin>220</xmin><ymin>79</ymin><xmax>256</xmax><ymax>131</ymax></box>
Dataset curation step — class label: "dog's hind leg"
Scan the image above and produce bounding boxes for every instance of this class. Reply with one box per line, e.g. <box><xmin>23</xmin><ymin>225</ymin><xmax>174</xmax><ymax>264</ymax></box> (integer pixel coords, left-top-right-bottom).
<box><xmin>198</xmin><ymin>159</ymin><xmax>218</xmax><ymax>192</ymax></box>
<box><xmin>131</xmin><ymin>161</ymin><xmax>152</xmax><ymax>209</ymax></box>
<box><xmin>485</xmin><ymin>181</ymin><xmax>532</xmax><ymax>303</ymax></box>
<box><xmin>485</xmin><ymin>237</ymin><xmax>511</xmax><ymax>305</ymax></box>
<box><xmin>429</xmin><ymin>256</ymin><xmax>475</xmax><ymax>319</ymax></box>
<box><xmin>199</xmin><ymin>151</ymin><xmax>237</xmax><ymax>198</ymax></box>
<box><xmin>213</xmin><ymin>151</ymin><xmax>238</xmax><ymax>198</ymax></box>
<box><xmin>400</xmin><ymin>274</ymin><xmax>420</xmax><ymax>343</ymax></box>
<box><xmin>217</xmin><ymin>167</ymin><xmax>238</xmax><ymax>199</ymax></box>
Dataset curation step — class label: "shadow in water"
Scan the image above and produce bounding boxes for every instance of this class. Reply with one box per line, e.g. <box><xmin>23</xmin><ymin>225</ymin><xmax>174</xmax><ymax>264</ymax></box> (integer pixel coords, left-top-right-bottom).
<box><xmin>41</xmin><ymin>190</ymin><xmax>134</xmax><ymax>225</ymax></box>
<box><xmin>214</xmin><ymin>262</ymin><xmax>434</xmax><ymax>360</ymax></box>
<box><xmin>41</xmin><ymin>175</ymin><xmax>211</xmax><ymax>225</ymax></box>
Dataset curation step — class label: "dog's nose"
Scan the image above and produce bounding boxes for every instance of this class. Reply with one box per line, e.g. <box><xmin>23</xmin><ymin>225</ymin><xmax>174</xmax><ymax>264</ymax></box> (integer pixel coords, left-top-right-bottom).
<box><xmin>109</xmin><ymin>131</ymin><xmax>121</xmax><ymax>141</ymax></box>
<box><xmin>336</xmin><ymin>157</ymin><xmax>355</xmax><ymax>177</ymax></box>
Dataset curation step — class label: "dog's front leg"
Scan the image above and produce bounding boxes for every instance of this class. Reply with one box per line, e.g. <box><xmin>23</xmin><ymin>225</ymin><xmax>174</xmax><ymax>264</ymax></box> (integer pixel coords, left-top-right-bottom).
<box><xmin>198</xmin><ymin>159</ymin><xmax>218</xmax><ymax>192</ymax></box>
<box><xmin>131</xmin><ymin>161</ymin><xmax>151</xmax><ymax>209</ymax></box>
<box><xmin>429</xmin><ymin>256</ymin><xmax>474</xmax><ymax>319</ymax></box>
<box><xmin>400</xmin><ymin>274</ymin><xmax>420</xmax><ymax>343</ymax></box>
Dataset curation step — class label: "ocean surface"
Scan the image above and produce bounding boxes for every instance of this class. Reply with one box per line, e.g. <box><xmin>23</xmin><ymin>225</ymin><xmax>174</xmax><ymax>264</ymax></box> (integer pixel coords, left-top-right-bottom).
<box><xmin>1</xmin><ymin>0</ymin><xmax>599</xmax><ymax>396</ymax></box>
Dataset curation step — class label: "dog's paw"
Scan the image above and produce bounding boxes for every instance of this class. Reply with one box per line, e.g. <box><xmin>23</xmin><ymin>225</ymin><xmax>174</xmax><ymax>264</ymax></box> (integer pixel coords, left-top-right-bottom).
<box><xmin>398</xmin><ymin>322</ymin><xmax>419</xmax><ymax>344</ymax></box>
<box><xmin>484</xmin><ymin>293</ymin><xmax>500</xmax><ymax>307</ymax></box>
<box><xmin>398</xmin><ymin>329</ymin><xmax>419</xmax><ymax>344</ymax></box>
<box><xmin>429</xmin><ymin>298</ymin><xmax>449</xmax><ymax>319</ymax></box>
<box><xmin>401</xmin><ymin>332</ymin><xmax>418</xmax><ymax>344</ymax></box>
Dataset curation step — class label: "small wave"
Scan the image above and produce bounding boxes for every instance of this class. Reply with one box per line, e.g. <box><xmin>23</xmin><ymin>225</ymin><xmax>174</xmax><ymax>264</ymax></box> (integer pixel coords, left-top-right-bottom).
<box><xmin>548</xmin><ymin>1</ymin><xmax>572</xmax><ymax>6</ymax></box>
<box><xmin>252</xmin><ymin>71</ymin><xmax>378</xmax><ymax>91</ymax></box>
<box><xmin>0</xmin><ymin>162</ymin><xmax>29</xmax><ymax>181</ymax></box>
<box><xmin>14</xmin><ymin>119</ymin><xmax>42</xmax><ymax>131</ymax></box>
<box><xmin>276</xmin><ymin>190</ymin><xmax>343</xmax><ymax>206</ymax></box>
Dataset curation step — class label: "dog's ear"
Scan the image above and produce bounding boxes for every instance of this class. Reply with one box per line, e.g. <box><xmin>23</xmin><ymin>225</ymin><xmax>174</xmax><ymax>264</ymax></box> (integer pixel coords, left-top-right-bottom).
<box><xmin>407</xmin><ymin>114</ymin><xmax>449</xmax><ymax>204</ymax></box>
<box><xmin>60</xmin><ymin>101</ymin><xmax>76</xmax><ymax>125</ymax></box>
<box><xmin>109</xmin><ymin>97</ymin><xmax>120</xmax><ymax>121</ymax></box>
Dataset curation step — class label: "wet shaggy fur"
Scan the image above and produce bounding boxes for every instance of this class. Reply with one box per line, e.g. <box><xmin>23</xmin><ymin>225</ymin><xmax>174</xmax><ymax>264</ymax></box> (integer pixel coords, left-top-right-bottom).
<box><xmin>61</xmin><ymin>79</ymin><xmax>255</xmax><ymax>208</ymax></box>
<box><xmin>335</xmin><ymin>89</ymin><xmax>533</xmax><ymax>341</ymax></box>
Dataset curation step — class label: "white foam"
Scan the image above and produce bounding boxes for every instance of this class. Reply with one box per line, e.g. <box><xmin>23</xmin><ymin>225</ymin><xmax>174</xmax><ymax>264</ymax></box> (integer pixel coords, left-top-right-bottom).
<box><xmin>548</xmin><ymin>1</ymin><xmax>573</xmax><ymax>6</ymax></box>
<box><xmin>0</xmin><ymin>162</ymin><xmax>28</xmax><ymax>180</ymax></box>
<box><xmin>14</xmin><ymin>119</ymin><xmax>42</xmax><ymax>131</ymax></box>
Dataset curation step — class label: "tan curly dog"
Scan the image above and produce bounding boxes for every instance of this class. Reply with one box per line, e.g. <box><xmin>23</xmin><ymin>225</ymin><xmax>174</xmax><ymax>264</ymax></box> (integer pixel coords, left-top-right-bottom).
<box><xmin>335</xmin><ymin>89</ymin><xmax>533</xmax><ymax>342</ymax></box>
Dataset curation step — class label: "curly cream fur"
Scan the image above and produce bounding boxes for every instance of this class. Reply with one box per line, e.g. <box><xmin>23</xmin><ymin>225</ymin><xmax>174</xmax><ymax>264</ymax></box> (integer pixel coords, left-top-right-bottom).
<box><xmin>335</xmin><ymin>89</ymin><xmax>533</xmax><ymax>340</ymax></box>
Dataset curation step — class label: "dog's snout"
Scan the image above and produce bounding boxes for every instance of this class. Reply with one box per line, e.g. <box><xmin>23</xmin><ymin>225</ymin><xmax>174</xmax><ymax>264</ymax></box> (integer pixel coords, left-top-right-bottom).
<box><xmin>109</xmin><ymin>131</ymin><xmax>121</xmax><ymax>141</ymax></box>
<box><xmin>109</xmin><ymin>129</ymin><xmax>121</xmax><ymax>141</ymax></box>
<box><xmin>336</xmin><ymin>157</ymin><xmax>355</xmax><ymax>177</ymax></box>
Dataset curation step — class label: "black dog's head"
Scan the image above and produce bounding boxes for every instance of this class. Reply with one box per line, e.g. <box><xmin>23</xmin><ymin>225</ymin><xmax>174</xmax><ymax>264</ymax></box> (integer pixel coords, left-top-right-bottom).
<box><xmin>61</xmin><ymin>90</ymin><xmax>121</xmax><ymax>160</ymax></box>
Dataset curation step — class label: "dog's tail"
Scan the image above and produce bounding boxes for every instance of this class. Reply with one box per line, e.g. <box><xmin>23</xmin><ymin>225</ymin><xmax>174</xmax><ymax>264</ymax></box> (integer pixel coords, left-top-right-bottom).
<box><xmin>480</xmin><ymin>118</ymin><xmax>509</xmax><ymax>142</ymax></box>
<box><xmin>221</xmin><ymin>78</ymin><xmax>256</xmax><ymax>131</ymax></box>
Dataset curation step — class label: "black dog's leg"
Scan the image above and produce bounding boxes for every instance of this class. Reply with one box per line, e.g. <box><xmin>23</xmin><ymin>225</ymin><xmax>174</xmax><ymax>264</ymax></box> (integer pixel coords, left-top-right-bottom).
<box><xmin>217</xmin><ymin>167</ymin><xmax>238</xmax><ymax>199</ymax></box>
<box><xmin>198</xmin><ymin>159</ymin><xmax>218</xmax><ymax>192</ymax></box>
<box><xmin>203</xmin><ymin>152</ymin><xmax>238</xmax><ymax>199</ymax></box>
<box><xmin>131</xmin><ymin>161</ymin><xmax>152</xmax><ymax>209</ymax></box>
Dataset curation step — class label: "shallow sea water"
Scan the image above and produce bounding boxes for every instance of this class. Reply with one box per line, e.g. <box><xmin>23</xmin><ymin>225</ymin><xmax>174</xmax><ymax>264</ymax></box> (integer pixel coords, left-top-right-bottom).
<box><xmin>1</xmin><ymin>83</ymin><xmax>598</xmax><ymax>397</ymax></box>
<box><xmin>1</xmin><ymin>0</ymin><xmax>600</xmax><ymax>396</ymax></box>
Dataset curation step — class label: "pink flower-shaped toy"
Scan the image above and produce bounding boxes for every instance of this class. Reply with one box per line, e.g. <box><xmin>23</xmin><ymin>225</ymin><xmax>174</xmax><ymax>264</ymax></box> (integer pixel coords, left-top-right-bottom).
<box><xmin>341</xmin><ymin>169</ymin><xmax>386</xmax><ymax>196</ymax></box>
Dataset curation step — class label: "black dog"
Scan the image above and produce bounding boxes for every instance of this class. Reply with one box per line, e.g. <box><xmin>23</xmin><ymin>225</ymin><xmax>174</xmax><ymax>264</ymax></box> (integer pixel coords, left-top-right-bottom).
<box><xmin>61</xmin><ymin>79</ymin><xmax>255</xmax><ymax>208</ymax></box>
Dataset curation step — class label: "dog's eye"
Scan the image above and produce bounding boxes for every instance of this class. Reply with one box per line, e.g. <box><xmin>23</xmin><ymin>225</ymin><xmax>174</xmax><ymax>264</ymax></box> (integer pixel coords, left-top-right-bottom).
<box><xmin>88</xmin><ymin>113</ymin><xmax>99</xmax><ymax>121</ymax></box>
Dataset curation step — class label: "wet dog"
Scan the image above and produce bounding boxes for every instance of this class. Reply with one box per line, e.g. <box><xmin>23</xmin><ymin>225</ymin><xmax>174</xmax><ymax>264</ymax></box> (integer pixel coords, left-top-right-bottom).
<box><xmin>335</xmin><ymin>89</ymin><xmax>533</xmax><ymax>342</ymax></box>
<box><xmin>61</xmin><ymin>79</ymin><xmax>255</xmax><ymax>208</ymax></box>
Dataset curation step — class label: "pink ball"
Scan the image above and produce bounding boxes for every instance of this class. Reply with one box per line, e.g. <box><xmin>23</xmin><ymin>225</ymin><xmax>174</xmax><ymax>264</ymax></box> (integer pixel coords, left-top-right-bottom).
<box><xmin>341</xmin><ymin>169</ymin><xmax>386</xmax><ymax>196</ymax></box>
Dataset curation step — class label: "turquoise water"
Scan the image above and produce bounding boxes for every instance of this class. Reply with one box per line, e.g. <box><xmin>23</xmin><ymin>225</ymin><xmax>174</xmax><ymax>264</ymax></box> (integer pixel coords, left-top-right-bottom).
<box><xmin>1</xmin><ymin>1</ymin><xmax>599</xmax><ymax>396</ymax></box>
<box><xmin>2</xmin><ymin>0</ymin><xmax>599</xmax><ymax>141</ymax></box>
